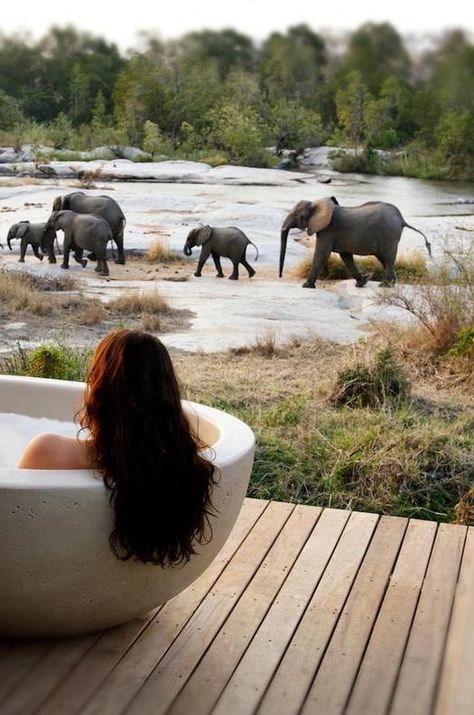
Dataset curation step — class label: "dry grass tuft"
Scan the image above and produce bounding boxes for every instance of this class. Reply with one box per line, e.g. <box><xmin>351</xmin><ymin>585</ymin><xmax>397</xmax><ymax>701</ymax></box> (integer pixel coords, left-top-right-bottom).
<box><xmin>145</xmin><ymin>238</ymin><xmax>177</xmax><ymax>263</ymax></box>
<box><xmin>108</xmin><ymin>289</ymin><xmax>170</xmax><ymax>316</ymax></box>
<box><xmin>231</xmin><ymin>330</ymin><xmax>281</xmax><ymax>358</ymax></box>
<box><xmin>79</xmin><ymin>300</ymin><xmax>106</xmax><ymax>325</ymax></box>
<box><xmin>292</xmin><ymin>251</ymin><xmax>428</xmax><ymax>283</ymax></box>
<box><xmin>0</xmin><ymin>270</ymin><xmax>53</xmax><ymax>315</ymax></box>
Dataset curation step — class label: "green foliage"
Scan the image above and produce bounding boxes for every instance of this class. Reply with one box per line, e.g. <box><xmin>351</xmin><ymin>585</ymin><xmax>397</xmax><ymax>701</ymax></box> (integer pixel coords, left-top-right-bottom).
<box><xmin>211</xmin><ymin>102</ymin><xmax>274</xmax><ymax>167</ymax></box>
<box><xmin>269</xmin><ymin>100</ymin><xmax>325</xmax><ymax>152</ymax></box>
<box><xmin>1</xmin><ymin>343</ymin><xmax>92</xmax><ymax>381</ymax></box>
<box><xmin>331</xmin><ymin>348</ymin><xmax>410</xmax><ymax>408</ymax></box>
<box><xmin>0</xmin><ymin>90</ymin><xmax>24</xmax><ymax>130</ymax></box>
<box><xmin>47</xmin><ymin>112</ymin><xmax>73</xmax><ymax>149</ymax></box>
<box><xmin>448</xmin><ymin>328</ymin><xmax>474</xmax><ymax>358</ymax></box>
<box><xmin>142</xmin><ymin>120</ymin><xmax>161</xmax><ymax>157</ymax></box>
<box><xmin>0</xmin><ymin>24</ymin><xmax>472</xmax><ymax>176</ymax></box>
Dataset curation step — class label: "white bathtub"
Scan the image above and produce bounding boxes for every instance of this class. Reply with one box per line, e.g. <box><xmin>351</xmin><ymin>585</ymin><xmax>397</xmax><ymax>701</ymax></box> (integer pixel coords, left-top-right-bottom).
<box><xmin>0</xmin><ymin>375</ymin><xmax>255</xmax><ymax>638</ymax></box>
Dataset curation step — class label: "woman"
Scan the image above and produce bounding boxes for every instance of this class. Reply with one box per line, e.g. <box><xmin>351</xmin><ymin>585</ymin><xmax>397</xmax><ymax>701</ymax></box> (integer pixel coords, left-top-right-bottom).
<box><xmin>18</xmin><ymin>329</ymin><xmax>216</xmax><ymax>566</ymax></box>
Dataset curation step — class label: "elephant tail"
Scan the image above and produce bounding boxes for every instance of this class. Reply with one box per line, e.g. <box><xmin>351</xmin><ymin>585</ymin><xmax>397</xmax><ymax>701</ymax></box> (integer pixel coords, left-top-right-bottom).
<box><xmin>249</xmin><ymin>241</ymin><xmax>259</xmax><ymax>262</ymax></box>
<box><xmin>403</xmin><ymin>222</ymin><xmax>432</xmax><ymax>258</ymax></box>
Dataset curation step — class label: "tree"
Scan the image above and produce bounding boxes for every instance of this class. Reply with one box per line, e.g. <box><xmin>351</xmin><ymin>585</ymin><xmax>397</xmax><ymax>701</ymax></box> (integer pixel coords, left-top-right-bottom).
<box><xmin>269</xmin><ymin>100</ymin><xmax>325</xmax><ymax>153</ymax></box>
<box><xmin>179</xmin><ymin>29</ymin><xmax>256</xmax><ymax>78</ymax></box>
<box><xmin>0</xmin><ymin>89</ymin><xmax>24</xmax><ymax>130</ymax></box>
<box><xmin>260</xmin><ymin>25</ymin><xmax>327</xmax><ymax>107</ymax></box>
<box><xmin>335</xmin><ymin>71</ymin><xmax>368</xmax><ymax>149</ymax></box>
<box><xmin>342</xmin><ymin>23</ymin><xmax>411</xmax><ymax>94</ymax></box>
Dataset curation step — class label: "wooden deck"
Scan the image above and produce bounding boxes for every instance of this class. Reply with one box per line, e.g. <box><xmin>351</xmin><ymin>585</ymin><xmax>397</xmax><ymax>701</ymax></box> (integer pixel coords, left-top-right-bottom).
<box><xmin>0</xmin><ymin>498</ymin><xmax>473</xmax><ymax>715</ymax></box>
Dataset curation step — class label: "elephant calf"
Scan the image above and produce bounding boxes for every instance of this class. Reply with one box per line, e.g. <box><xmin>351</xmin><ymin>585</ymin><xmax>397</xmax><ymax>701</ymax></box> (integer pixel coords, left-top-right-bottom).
<box><xmin>6</xmin><ymin>221</ymin><xmax>57</xmax><ymax>263</ymax></box>
<box><xmin>184</xmin><ymin>225</ymin><xmax>259</xmax><ymax>280</ymax></box>
<box><xmin>44</xmin><ymin>210</ymin><xmax>113</xmax><ymax>276</ymax></box>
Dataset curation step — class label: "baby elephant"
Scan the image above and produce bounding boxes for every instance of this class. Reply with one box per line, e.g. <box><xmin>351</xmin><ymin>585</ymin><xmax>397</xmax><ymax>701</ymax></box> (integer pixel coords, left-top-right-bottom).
<box><xmin>6</xmin><ymin>221</ymin><xmax>57</xmax><ymax>263</ymax></box>
<box><xmin>44</xmin><ymin>210</ymin><xmax>112</xmax><ymax>276</ymax></box>
<box><xmin>183</xmin><ymin>225</ymin><xmax>259</xmax><ymax>280</ymax></box>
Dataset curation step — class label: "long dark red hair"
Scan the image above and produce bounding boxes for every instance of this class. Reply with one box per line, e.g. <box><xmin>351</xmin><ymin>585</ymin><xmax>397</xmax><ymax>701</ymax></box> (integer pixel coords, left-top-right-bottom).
<box><xmin>80</xmin><ymin>329</ymin><xmax>216</xmax><ymax>566</ymax></box>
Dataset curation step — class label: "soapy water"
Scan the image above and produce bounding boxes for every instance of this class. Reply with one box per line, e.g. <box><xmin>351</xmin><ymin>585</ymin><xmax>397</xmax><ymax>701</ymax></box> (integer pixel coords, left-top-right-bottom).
<box><xmin>0</xmin><ymin>413</ymin><xmax>79</xmax><ymax>468</ymax></box>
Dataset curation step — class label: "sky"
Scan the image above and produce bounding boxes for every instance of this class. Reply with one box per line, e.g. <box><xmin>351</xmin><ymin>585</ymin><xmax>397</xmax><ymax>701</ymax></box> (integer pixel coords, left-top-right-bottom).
<box><xmin>2</xmin><ymin>0</ymin><xmax>473</xmax><ymax>50</ymax></box>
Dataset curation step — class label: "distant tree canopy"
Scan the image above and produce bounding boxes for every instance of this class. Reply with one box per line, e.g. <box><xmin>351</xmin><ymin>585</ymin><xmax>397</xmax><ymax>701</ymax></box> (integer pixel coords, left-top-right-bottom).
<box><xmin>0</xmin><ymin>23</ymin><xmax>472</xmax><ymax>177</ymax></box>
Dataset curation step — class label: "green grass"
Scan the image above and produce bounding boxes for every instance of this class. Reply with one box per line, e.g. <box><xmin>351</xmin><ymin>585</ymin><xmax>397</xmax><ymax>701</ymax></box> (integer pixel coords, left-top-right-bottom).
<box><xmin>199</xmin><ymin>392</ymin><xmax>473</xmax><ymax>522</ymax></box>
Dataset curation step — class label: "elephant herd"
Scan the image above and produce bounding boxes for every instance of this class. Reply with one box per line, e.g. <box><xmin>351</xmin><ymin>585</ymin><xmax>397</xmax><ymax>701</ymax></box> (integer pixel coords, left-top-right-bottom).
<box><xmin>4</xmin><ymin>192</ymin><xmax>432</xmax><ymax>288</ymax></box>
<box><xmin>5</xmin><ymin>191</ymin><xmax>126</xmax><ymax>277</ymax></box>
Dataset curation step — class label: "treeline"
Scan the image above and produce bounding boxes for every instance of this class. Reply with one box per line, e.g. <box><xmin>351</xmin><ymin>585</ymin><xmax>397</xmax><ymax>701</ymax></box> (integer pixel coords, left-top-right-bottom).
<box><xmin>0</xmin><ymin>24</ymin><xmax>473</xmax><ymax>178</ymax></box>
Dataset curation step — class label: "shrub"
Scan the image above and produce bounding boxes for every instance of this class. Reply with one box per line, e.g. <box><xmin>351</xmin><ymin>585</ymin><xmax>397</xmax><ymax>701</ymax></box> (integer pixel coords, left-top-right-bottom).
<box><xmin>1</xmin><ymin>342</ymin><xmax>92</xmax><ymax>381</ymax></box>
<box><xmin>378</xmin><ymin>245</ymin><xmax>474</xmax><ymax>356</ymax></box>
<box><xmin>331</xmin><ymin>348</ymin><xmax>410</xmax><ymax>408</ymax></box>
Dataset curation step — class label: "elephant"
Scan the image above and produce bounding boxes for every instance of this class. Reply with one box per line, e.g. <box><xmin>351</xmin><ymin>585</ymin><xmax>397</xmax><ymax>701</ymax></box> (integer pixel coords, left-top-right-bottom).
<box><xmin>6</xmin><ymin>221</ymin><xmax>57</xmax><ymax>263</ymax></box>
<box><xmin>44</xmin><ymin>211</ymin><xmax>113</xmax><ymax>276</ymax></box>
<box><xmin>184</xmin><ymin>225</ymin><xmax>259</xmax><ymax>280</ymax></box>
<box><xmin>280</xmin><ymin>197</ymin><xmax>432</xmax><ymax>288</ymax></box>
<box><xmin>52</xmin><ymin>192</ymin><xmax>126</xmax><ymax>264</ymax></box>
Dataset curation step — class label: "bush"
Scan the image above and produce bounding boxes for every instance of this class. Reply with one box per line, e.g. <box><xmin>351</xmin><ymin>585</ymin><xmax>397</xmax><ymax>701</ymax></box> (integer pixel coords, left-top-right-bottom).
<box><xmin>331</xmin><ymin>348</ymin><xmax>410</xmax><ymax>408</ymax></box>
<box><xmin>378</xmin><ymin>245</ymin><xmax>474</xmax><ymax>357</ymax></box>
<box><xmin>1</xmin><ymin>343</ymin><xmax>92</xmax><ymax>381</ymax></box>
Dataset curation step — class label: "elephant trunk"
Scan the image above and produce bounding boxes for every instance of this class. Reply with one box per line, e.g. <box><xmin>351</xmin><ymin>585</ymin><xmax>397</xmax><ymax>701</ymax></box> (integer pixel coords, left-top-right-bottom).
<box><xmin>279</xmin><ymin>228</ymin><xmax>290</xmax><ymax>277</ymax></box>
<box><xmin>7</xmin><ymin>236</ymin><xmax>12</xmax><ymax>251</ymax></box>
<box><xmin>183</xmin><ymin>243</ymin><xmax>192</xmax><ymax>257</ymax></box>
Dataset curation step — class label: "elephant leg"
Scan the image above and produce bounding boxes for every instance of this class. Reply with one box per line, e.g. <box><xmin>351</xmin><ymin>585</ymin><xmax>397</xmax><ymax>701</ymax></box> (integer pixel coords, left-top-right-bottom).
<box><xmin>73</xmin><ymin>248</ymin><xmax>87</xmax><ymax>268</ymax></box>
<box><xmin>47</xmin><ymin>249</ymin><xmax>57</xmax><ymax>264</ymax></box>
<box><xmin>114</xmin><ymin>229</ymin><xmax>125</xmax><ymax>265</ymax></box>
<box><xmin>379</xmin><ymin>246</ymin><xmax>397</xmax><ymax>287</ymax></box>
<box><xmin>229</xmin><ymin>260</ymin><xmax>240</xmax><ymax>280</ymax></box>
<box><xmin>96</xmin><ymin>258</ymin><xmax>109</xmax><ymax>276</ymax></box>
<box><xmin>194</xmin><ymin>245</ymin><xmax>212</xmax><ymax>277</ymax></box>
<box><xmin>19</xmin><ymin>238</ymin><xmax>27</xmax><ymax>263</ymax></box>
<box><xmin>32</xmin><ymin>244</ymin><xmax>44</xmax><ymax>262</ymax></box>
<box><xmin>211</xmin><ymin>251</ymin><xmax>224</xmax><ymax>277</ymax></box>
<box><xmin>339</xmin><ymin>252</ymin><xmax>367</xmax><ymax>287</ymax></box>
<box><xmin>304</xmin><ymin>241</ymin><xmax>332</xmax><ymax>288</ymax></box>
<box><xmin>61</xmin><ymin>237</ymin><xmax>71</xmax><ymax>269</ymax></box>
<box><xmin>241</xmin><ymin>259</ymin><xmax>255</xmax><ymax>278</ymax></box>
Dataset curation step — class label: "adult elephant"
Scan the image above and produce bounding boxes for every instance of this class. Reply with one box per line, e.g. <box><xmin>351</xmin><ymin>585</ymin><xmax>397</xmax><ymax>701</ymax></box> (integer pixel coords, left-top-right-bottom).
<box><xmin>52</xmin><ymin>192</ymin><xmax>126</xmax><ymax>264</ymax></box>
<box><xmin>184</xmin><ymin>225</ymin><xmax>259</xmax><ymax>280</ymax></box>
<box><xmin>6</xmin><ymin>221</ymin><xmax>57</xmax><ymax>263</ymax></box>
<box><xmin>44</xmin><ymin>211</ymin><xmax>112</xmax><ymax>276</ymax></box>
<box><xmin>279</xmin><ymin>197</ymin><xmax>431</xmax><ymax>288</ymax></box>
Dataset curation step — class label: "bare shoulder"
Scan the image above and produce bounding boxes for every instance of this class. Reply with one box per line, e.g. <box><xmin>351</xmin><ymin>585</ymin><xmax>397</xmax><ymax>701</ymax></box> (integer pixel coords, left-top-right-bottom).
<box><xmin>17</xmin><ymin>433</ymin><xmax>91</xmax><ymax>470</ymax></box>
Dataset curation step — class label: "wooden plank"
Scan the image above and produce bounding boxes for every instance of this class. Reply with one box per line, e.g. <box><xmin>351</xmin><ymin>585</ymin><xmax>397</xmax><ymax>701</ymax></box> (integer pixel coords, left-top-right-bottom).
<box><xmin>346</xmin><ymin>519</ymin><xmax>438</xmax><ymax>715</ymax></box>
<box><xmin>435</xmin><ymin>527</ymin><xmax>474</xmax><ymax>715</ymax></box>
<box><xmin>301</xmin><ymin>515</ymin><xmax>407</xmax><ymax>715</ymax></box>
<box><xmin>212</xmin><ymin>507</ymin><xmax>351</xmax><ymax>715</ymax></box>
<box><xmin>123</xmin><ymin>501</ymin><xmax>295</xmax><ymax>715</ymax></box>
<box><xmin>390</xmin><ymin>523</ymin><xmax>467</xmax><ymax>715</ymax></box>
<box><xmin>168</xmin><ymin>504</ymin><xmax>321</xmax><ymax>715</ymax></box>
<box><xmin>0</xmin><ymin>634</ymin><xmax>100</xmax><ymax>715</ymax></box>
<box><xmin>78</xmin><ymin>498</ymin><xmax>275</xmax><ymax>715</ymax></box>
<box><xmin>0</xmin><ymin>642</ymin><xmax>53</xmax><ymax>704</ymax></box>
<box><xmin>38</xmin><ymin>497</ymin><xmax>267</xmax><ymax>715</ymax></box>
<box><xmin>256</xmin><ymin>510</ymin><xmax>379</xmax><ymax>715</ymax></box>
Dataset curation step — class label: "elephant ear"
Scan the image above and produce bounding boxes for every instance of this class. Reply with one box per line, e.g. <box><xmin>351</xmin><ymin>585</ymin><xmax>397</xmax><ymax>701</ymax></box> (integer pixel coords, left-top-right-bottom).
<box><xmin>307</xmin><ymin>198</ymin><xmax>335</xmax><ymax>235</ymax></box>
<box><xmin>196</xmin><ymin>225</ymin><xmax>212</xmax><ymax>245</ymax></box>
<box><xmin>52</xmin><ymin>196</ymin><xmax>63</xmax><ymax>211</ymax></box>
<box><xmin>16</xmin><ymin>222</ymin><xmax>29</xmax><ymax>238</ymax></box>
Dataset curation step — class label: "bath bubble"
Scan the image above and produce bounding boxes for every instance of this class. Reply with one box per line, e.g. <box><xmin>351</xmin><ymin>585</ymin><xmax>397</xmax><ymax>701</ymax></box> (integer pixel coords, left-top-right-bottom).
<box><xmin>0</xmin><ymin>413</ymin><xmax>78</xmax><ymax>468</ymax></box>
